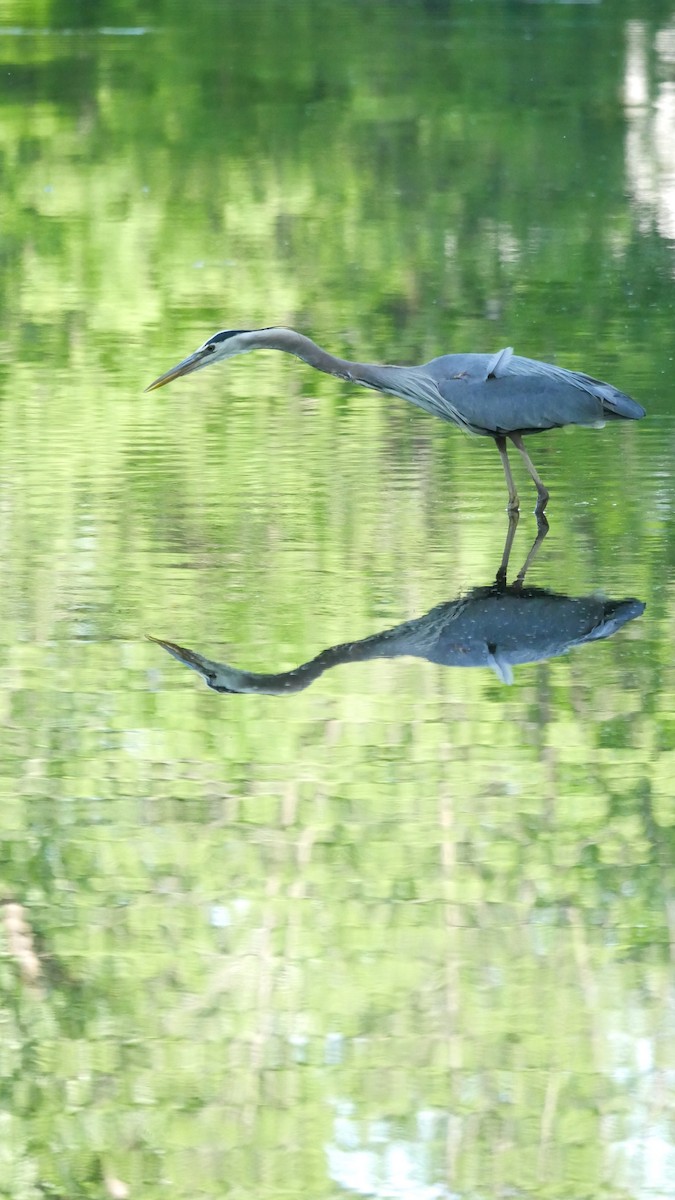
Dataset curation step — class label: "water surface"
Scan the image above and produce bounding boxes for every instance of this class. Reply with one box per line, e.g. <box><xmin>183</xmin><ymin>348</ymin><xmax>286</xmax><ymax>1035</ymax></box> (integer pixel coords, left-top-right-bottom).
<box><xmin>1</xmin><ymin>2</ymin><xmax>675</xmax><ymax>1198</ymax></box>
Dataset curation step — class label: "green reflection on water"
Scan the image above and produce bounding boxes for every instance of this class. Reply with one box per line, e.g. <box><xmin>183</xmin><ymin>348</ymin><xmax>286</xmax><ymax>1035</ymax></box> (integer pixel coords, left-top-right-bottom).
<box><xmin>0</xmin><ymin>1</ymin><xmax>674</xmax><ymax>1198</ymax></box>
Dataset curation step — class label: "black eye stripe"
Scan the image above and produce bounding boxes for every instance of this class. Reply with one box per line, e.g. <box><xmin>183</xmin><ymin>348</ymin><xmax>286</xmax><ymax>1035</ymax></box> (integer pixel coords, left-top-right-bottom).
<box><xmin>207</xmin><ymin>327</ymin><xmax>273</xmax><ymax>346</ymax></box>
<box><xmin>210</xmin><ymin>329</ymin><xmax>248</xmax><ymax>344</ymax></box>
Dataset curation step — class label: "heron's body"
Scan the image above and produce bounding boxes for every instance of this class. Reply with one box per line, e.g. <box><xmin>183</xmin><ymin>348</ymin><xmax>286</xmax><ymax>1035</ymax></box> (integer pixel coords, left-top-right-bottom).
<box><xmin>145</xmin><ymin>327</ymin><xmax>645</xmax><ymax>512</ymax></box>
<box><xmin>148</xmin><ymin>591</ymin><xmax>644</xmax><ymax>693</ymax></box>
<box><xmin>344</xmin><ymin>349</ymin><xmax>642</xmax><ymax>436</ymax></box>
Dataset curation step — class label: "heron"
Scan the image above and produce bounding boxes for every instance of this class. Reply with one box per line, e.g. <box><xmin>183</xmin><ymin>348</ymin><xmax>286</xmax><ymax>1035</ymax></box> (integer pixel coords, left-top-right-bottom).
<box><xmin>147</xmin><ymin>521</ymin><xmax>645</xmax><ymax>693</ymax></box>
<box><xmin>145</xmin><ymin>327</ymin><xmax>645</xmax><ymax>513</ymax></box>
<box><xmin>149</xmin><ymin>589</ymin><xmax>644</xmax><ymax>692</ymax></box>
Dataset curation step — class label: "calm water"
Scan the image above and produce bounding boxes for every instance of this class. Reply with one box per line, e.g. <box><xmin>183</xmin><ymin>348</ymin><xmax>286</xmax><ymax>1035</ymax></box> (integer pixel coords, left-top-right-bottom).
<box><xmin>1</xmin><ymin>1</ymin><xmax>675</xmax><ymax>1197</ymax></box>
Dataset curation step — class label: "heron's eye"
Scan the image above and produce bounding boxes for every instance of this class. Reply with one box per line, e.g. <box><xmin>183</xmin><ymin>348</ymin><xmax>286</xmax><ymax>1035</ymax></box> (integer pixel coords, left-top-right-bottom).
<box><xmin>205</xmin><ymin>343</ymin><xmax>217</xmax><ymax>353</ymax></box>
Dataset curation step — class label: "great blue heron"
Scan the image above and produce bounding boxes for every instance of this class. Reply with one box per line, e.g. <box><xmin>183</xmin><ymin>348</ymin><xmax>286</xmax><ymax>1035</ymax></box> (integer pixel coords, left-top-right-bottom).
<box><xmin>147</xmin><ymin>523</ymin><xmax>645</xmax><ymax>693</ymax></box>
<box><xmin>145</xmin><ymin>327</ymin><xmax>645</xmax><ymax>513</ymax></box>
<box><xmin>149</xmin><ymin>590</ymin><xmax>643</xmax><ymax>692</ymax></box>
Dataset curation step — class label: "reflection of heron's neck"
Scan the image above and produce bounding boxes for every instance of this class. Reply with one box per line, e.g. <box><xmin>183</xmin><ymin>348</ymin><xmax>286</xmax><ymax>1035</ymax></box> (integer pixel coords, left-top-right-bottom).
<box><xmin>220</xmin><ymin>627</ymin><xmax>409</xmax><ymax>696</ymax></box>
<box><xmin>220</xmin><ymin>657</ymin><xmax>326</xmax><ymax>696</ymax></box>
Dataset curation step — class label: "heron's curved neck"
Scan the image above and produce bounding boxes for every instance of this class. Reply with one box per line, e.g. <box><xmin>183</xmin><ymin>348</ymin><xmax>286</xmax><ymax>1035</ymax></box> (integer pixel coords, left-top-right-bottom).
<box><xmin>241</xmin><ymin>328</ymin><xmax>437</xmax><ymax>412</ymax></box>
<box><xmin>219</xmin><ymin>626</ymin><xmax>412</xmax><ymax>695</ymax></box>
<box><xmin>244</xmin><ymin>328</ymin><xmax>355</xmax><ymax>380</ymax></box>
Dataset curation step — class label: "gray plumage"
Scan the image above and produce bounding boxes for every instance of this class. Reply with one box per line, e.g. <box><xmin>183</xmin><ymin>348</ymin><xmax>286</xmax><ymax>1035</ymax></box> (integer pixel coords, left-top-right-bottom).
<box><xmin>422</xmin><ymin>348</ymin><xmax>644</xmax><ymax>434</ymax></box>
<box><xmin>145</xmin><ymin>328</ymin><xmax>645</xmax><ymax>513</ymax></box>
<box><xmin>148</xmin><ymin>589</ymin><xmax>644</xmax><ymax>694</ymax></box>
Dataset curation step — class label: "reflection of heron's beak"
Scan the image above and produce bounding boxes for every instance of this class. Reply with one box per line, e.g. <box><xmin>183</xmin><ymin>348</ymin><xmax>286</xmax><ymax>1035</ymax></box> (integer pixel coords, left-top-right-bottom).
<box><xmin>144</xmin><ymin>347</ymin><xmax>211</xmax><ymax>392</ymax></box>
<box><xmin>146</xmin><ymin>634</ymin><xmax>211</xmax><ymax>674</ymax></box>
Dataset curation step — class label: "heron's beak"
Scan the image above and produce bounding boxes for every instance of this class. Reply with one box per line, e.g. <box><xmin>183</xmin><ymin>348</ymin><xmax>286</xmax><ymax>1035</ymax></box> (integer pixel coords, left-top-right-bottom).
<box><xmin>146</xmin><ymin>634</ymin><xmax>211</xmax><ymax>674</ymax></box>
<box><xmin>144</xmin><ymin>347</ymin><xmax>211</xmax><ymax>392</ymax></box>
<box><xmin>147</xmin><ymin>634</ymin><xmax>237</xmax><ymax>692</ymax></box>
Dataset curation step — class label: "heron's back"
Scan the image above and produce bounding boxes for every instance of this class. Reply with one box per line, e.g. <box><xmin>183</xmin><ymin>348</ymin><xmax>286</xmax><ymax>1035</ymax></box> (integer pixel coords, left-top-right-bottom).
<box><xmin>423</xmin><ymin>352</ymin><xmax>645</xmax><ymax>436</ymax></box>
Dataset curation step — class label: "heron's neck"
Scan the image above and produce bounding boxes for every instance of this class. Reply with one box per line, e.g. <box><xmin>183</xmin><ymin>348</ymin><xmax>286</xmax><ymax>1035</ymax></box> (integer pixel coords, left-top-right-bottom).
<box><xmin>245</xmin><ymin>327</ymin><xmax>411</xmax><ymax>394</ymax></box>
<box><xmin>240</xmin><ymin>326</ymin><xmax>429</xmax><ymax>410</ymax></box>
<box><xmin>244</xmin><ymin>328</ymin><xmax>355</xmax><ymax>380</ymax></box>
<box><xmin>218</xmin><ymin>625</ymin><xmax>417</xmax><ymax>695</ymax></box>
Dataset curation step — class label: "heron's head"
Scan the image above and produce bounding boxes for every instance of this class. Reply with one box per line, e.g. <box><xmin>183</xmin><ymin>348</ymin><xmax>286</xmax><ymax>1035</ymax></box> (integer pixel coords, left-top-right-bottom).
<box><xmin>144</xmin><ymin>328</ymin><xmax>263</xmax><ymax>391</ymax></box>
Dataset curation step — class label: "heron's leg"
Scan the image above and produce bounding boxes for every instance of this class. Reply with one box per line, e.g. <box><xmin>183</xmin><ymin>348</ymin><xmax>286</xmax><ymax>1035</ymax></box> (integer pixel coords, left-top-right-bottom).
<box><xmin>512</xmin><ymin>516</ymin><xmax>549</xmax><ymax>589</ymax></box>
<box><xmin>495</xmin><ymin>435</ymin><xmax>519</xmax><ymax>513</ymax></box>
<box><xmin>509</xmin><ymin>433</ymin><xmax>550</xmax><ymax>514</ymax></box>
<box><xmin>495</xmin><ymin>511</ymin><xmax>519</xmax><ymax>587</ymax></box>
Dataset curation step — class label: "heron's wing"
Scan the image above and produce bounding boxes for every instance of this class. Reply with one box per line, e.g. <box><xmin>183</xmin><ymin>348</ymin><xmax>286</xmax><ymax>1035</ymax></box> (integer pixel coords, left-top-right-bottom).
<box><xmin>425</xmin><ymin>351</ymin><xmax>643</xmax><ymax>435</ymax></box>
<box><xmin>433</xmin><ymin>373</ymin><xmax>605</xmax><ymax>434</ymax></box>
<box><xmin>507</xmin><ymin>355</ymin><xmax>645</xmax><ymax>420</ymax></box>
<box><xmin>486</xmin><ymin>346</ymin><xmax>514</xmax><ymax>379</ymax></box>
<box><xmin>425</xmin><ymin>352</ymin><xmax>508</xmax><ymax>383</ymax></box>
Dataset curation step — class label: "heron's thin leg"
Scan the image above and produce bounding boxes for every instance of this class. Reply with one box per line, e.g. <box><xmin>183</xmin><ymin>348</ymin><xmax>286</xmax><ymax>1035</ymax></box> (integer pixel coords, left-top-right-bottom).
<box><xmin>495</xmin><ymin>511</ymin><xmax>520</xmax><ymax>588</ymax></box>
<box><xmin>509</xmin><ymin>433</ymin><xmax>550</xmax><ymax>514</ymax></box>
<box><xmin>512</xmin><ymin>516</ymin><xmax>550</xmax><ymax>589</ymax></box>
<box><xmin>495</xmin><ymin>435</ymin><xmax>519</xmax><ymax>513</ymax></box>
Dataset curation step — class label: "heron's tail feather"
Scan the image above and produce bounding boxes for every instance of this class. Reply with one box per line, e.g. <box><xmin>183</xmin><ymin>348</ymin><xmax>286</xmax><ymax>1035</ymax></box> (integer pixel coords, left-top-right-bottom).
<box><xmin>596</xmin><ymin>384</ymin><xmax>645</xmax><ymax>421</ymax></box>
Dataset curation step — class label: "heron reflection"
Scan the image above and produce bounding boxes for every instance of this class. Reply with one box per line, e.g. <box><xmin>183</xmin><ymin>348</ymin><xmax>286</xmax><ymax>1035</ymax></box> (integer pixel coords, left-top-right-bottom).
<box><xmin>149</xmin><ymin>522</ymin><xmax>644</xmax><ymax>695</ymax></box>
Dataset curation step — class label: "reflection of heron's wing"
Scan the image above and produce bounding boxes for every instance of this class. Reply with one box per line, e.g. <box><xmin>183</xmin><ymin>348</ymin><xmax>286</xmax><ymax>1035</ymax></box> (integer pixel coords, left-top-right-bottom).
<box><xmin>486</xmin><ymin>645</ymin><xmax>514</xmax><ymax>685</ymax></box>
<box><xmin>582</xmin><ymin>597</ymin><xmax>645</xmax><ymax>641</ymax></box>
<box><xmin>429</xmin><ymin>593</ymin><xmax>645</xmax><ymax>675</ymax></box>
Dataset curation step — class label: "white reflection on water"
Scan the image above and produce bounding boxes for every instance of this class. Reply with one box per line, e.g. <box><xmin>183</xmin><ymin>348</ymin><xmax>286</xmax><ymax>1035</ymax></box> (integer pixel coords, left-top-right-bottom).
<box><xmin>327</xmin><ymin>1105</ymin><xmax>452</xmax><ymax>1200</ymax></box>
<box><xmin>625</xmin><ymin>20</ymin><xmax>675</xmax><ymax>242</ymax></box>
<box><xmin>606</xmin><ymin>1022</ymin><xmax>675</xmax><ymax>1194</ymax></box>
<box><xmin>0</xmin><ymin>26</ymin><xmax>151</xmax><ymax>36</ymax></box>
<box><xmin>326</xmin><ymin>1007</ymin><xmax>675</xmax><ymax>1200</ymax></box>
